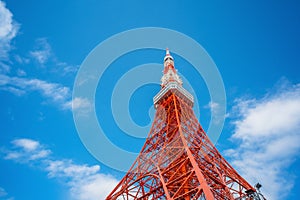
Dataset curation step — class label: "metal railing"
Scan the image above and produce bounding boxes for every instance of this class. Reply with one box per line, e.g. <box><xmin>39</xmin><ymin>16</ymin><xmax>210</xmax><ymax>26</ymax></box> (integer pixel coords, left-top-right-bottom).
<box><xmin>153</xmin><ymin>82</ymin><xmax>194</xmax><ymax>106</ymax></box>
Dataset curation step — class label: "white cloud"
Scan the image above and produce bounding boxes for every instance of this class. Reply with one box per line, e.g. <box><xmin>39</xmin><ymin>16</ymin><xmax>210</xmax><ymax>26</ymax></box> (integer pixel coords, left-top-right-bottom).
<box><xmin>0</xmin><ymin>1</ymin><xmax>16</xmax><ymax>38</ymax></box>
<box><xmin>63</xmin><ymin>97</ymin><xmax>92</xmax><ymax>115</ymax></box>
<box><xmin>233</xmin><ymin>96</ymin><xmax>300</xmax><ymax>139</ymax></box>
<box><xmin>0</xmin><ymin>187</ymin><xmax>7</xmax><ymax>197</ymax></box>
<box><xmin>12</xmin><ymin>138</ymin><xmax>40</xmax><ymax>151</ymax></box>
<box><xmin>70</xmin><ymin>173</ymin><xmax>119</xmax><ymax>200</ymax></box>
<box><xmin>0</xmin><ymin>186</ymin><xmax>13</xmax><ymax>200</ymax></box>
<box><xmin>207</xmin><ymin>101</ymin><xmax>220</xmax><ymax>114</ymax></box>
<box><xmin>0</xmin><ymin>0</ymin><xmax>19</xmax><ymax>61</ymax></box>
<box><xmin>0</xmin><ymin>62</ymin><xmax>10</xmax><ymax>74</ymax></box>
<box><xmin>16</xmin><ymin>69</ymin><xmax>26</xmax><ymax>76</ymax></box>
<box><xmin>30</xmin><ymin>38</ymin><xmax>51</xmax><ymax>65</ymax></box>
<box><xmin>29</xmin><ymin>38</ymin><xmax>78</xmax><ymax>75</ymax></box>
<box><xmin>46</xmin><ymin>160</ymin><xmax>100</xmax><ymax>179</ymax></box>
<box><xmin>226</xmin><ymin>81</ymin><xmax>300</xmax><ymax>200</ymax></box>
<box><xmin>2</xmin><ymin>138</ymin><xmax>119</xmax><ymax>200</ymax></box>
<box><xmin>4</xmin><ymin>138</ymin><xmax>51</xmax><ymax>161</ymax></box>
<box><xmin>71</xmin><ymin>98</ymin><xmax>91</xmax><ymax>110</ymax></box>
<box><xmin>0</xmin><ymin>2</ymin><xmax>76</xmax><ymax>78</ymax></box>
<box><xmin>206</xmin><ymin>101</ymin><xmax>226</xmax><ymax>125</ymax></box>
<box><xmin>14</xmin><ymin>55</ymin><xmax>30</xmax><ymax>65</ymax></box>
<box><xmin>45</xmin><ymin>159</ymin><xmax>118</xmax><ymax>200</ymax></box>
<box><xmin>0</xmin><ymin>0</ymin><xmax>18</xmax><ymax>78</ymax></box>
<box><xmin>0</xmin><ymin>74</ymin><xmax>71</xmax><ymax>108</ymax></box>
<box><xmin>0</xmin><ymin>86</ymin><xmax>25</xmax><ymax>96</ymax></box>
<box><xmin>57</xmin><ymin>62</ymin><xmax>79</xmax><ymax>75</ymax></box>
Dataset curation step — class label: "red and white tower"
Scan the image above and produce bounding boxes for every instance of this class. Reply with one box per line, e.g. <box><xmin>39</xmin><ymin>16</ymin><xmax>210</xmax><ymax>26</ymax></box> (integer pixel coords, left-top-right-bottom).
<box><xmin>106</xmin><ymin>49</ymin><xmax>266</xmax><ymax>200</ymax></box>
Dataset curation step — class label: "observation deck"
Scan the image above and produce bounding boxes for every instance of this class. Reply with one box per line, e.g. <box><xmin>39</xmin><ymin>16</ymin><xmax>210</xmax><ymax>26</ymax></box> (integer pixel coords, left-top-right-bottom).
<box><xmin>153</xmin><ymin>81</ymin><xmax>194</xmax><ymax>108</ymax></box>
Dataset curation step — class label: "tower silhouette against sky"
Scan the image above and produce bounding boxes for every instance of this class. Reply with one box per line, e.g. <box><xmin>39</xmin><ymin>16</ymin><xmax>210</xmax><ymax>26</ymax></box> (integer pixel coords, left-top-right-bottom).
<box><xmin>106</xmin><ymin>49</ymin><xmax>265</xmax><ymax>200</ymax></box>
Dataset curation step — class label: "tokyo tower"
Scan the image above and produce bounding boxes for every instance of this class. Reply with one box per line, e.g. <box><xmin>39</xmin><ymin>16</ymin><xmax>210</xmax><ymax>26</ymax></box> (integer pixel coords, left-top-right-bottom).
<box><xmin>106</xmin><ymin>49</ymin><xmax>266</xmax><ymax>200</ymax></box>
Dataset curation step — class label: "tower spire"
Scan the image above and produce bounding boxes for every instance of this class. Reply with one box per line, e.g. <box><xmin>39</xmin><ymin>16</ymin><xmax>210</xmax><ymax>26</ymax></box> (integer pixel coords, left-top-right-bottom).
<box><xmin>161</xmin><ymin>48</ymin><xmax>183</xmax><ymax>87</ymax></box>
<box><xmin>164</xmin><ymin>48</ymin><xmax>173</xmax><ymax>60</ymax></box>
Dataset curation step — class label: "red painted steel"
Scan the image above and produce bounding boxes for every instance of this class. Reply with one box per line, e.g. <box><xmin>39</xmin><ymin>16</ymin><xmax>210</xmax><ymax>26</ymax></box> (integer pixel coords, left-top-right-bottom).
<box><xmin>106</xmin><ymin>50</ymin><xmax>257</xmax><ymax>200</ymax></box>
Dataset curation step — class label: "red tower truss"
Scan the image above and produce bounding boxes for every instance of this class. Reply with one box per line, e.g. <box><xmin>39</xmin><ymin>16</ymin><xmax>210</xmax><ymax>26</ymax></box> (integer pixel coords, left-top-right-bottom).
<box><xmin>106</xmin><ymin>49</ymin><xmax>266</xmax><ymax>200</ymax></box>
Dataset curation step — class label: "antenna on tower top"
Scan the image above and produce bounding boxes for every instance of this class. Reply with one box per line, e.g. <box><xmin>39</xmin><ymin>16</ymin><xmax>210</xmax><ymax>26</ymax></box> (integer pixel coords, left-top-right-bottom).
<box><xmin>166</xmin><ymin>48</ymin><xmax>170</xmax><ymax>55</ymax></box>
<box><xmin>164</xmin><ymin>48</ymin><xmax>173</xmax><ymax>61</ymax></box>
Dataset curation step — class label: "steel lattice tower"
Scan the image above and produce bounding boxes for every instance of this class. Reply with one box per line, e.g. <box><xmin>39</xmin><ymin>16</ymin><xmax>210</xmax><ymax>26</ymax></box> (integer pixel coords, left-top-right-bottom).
<box><xmin>106</xmin><ymin>49</ymin><xmax>265</xmax><ymax>200</ymax></box>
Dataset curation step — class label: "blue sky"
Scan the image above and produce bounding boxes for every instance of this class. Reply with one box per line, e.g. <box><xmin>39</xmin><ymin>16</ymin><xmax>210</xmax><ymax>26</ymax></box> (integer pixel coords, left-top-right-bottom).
<box><xmin>0</xmin><ymin>0</ymin><xmax>299</xmax><ymax>199</ymax></box>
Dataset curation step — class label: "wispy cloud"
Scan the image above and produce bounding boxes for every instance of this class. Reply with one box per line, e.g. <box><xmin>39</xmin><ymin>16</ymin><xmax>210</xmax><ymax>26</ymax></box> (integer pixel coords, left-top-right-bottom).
<box><xmin>16</xmin><ymin>68</ymin><xmax>26</xmax><ymax>76</ymax></box>
<box><xmin>14</xmin><ymin>54</ymin><xmax>29</xmax><ymax>65</ymax></box>
<box><xmin>29</xmin><ymin>38</ymin><xmax>52</xmax><ymax>65</ymax></box>
<box><xmin>0</xmin><ymin>74</ymin><xmax>71</xmax><ymax>108</ymax></box>
<box><xmin>57</xmin><ymin>62</ymin><xmax>79</xmax><ymax>76</ymax></box>
<box><xmin>45</xmin><ymin>159</ymin><xmax>118</xmax><ymax>200</ymax></box>
<box><xmin>63</xmin><ymin>97</ymin><xmax>92</xmax><ymax>115</ymax></box>
<box><xmin>0</xmin><ymin>74</ymin><xmax>91</xmax><ymax>112</ymax></box>
<box><xmin>0</xmin><ymin>62</ymin><xmax>10</xmax><ymax>74</ymax></box>
<box><xmin>4</xmin><ymin>139</ymin><xmax>51</xmax><ymax>161</ymax></box>
<box><xmin>0</xmin><ymin>187</ymin><xmax>7</xmax><ymax>197</ymax></box>
<box><xmin>2</xmin><ymin>138</ymin><xmax>119</xmax><ymax>200</ymax></box>
<box><xmin>0</xmin><ymin>187</ymin><xmax>7</xmax><ymax>199</ymax></box>
<box><xmin>29</xmin><ymin>38</ymin><xmax>78</xmax><ymax>75</ymax></box>
<box><xmin>0</xmin><ymin>3</ymin><xmax>76</xmax><ymax>77</ymax></box>
<box><xmin>12</xmin><ymin>138</ymin><xmax>40</xmax><ymax>151</ymax></box>
<box><xmin>0</xmin><ymin>186</ymin><xmax>13</xmax><ymax>200</ymax></box>
<box><xmin>0</xmin><ymin>0</ymin><xmax>19</xmax><ymax>60</ymax></box>
<box><xmin>0</xmin><ymin>0</ymin><xmax>19</xmax><ymax>75</ymax></box>
<box><xmin>205</xmin><ymin>101</ymin><xmax>227</xmax><ymax>125</ymax></box>
<box><xmin>206</xmin><ymin>101</ymin><xmax>220</xmax><ymax>115</ymax></box>
<box><xmin>225</xmin><ymin>80</ymin><xmax>300</xmax><ymax>200</ymax></box>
